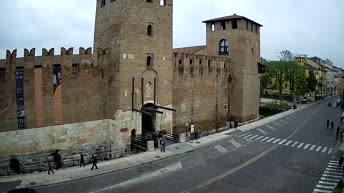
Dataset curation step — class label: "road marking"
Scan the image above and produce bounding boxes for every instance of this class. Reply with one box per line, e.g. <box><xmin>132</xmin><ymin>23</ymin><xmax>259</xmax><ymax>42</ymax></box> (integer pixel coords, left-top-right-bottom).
<box><xmin>285</xmin><ymin>116</ymin><xmax>292</xmax><ymax>120</ymax></box>
<box><xmin>228</xmin><ymin>139</ymin><xmax>242</xmax><ymax>148</ymax></box>
<box><xmin>214</xmin><ymin>145</ymin><xmax>227</xmax><ymax>153</ymax></box>
<box><xmin>89</xmin><ymin>162</ymin><xmax>183</xmax><ymax>193</ymax></box>
<box><xmin>291</xmin><ymin>142</ymin><xmax>299</xmax><ymax>147</ymax></box>
<box><xmin>313</xmin><ymin>189</ymin><xmax>332</xmax><ymax>193</ymax></box>
<box><xmin>243</xmin><ymin>136</ymin><xmax>252</xmax><ymax>142</ymax></box>
<box><xmin>318</xmin><ymin>181</ymin><xmax>338</xmax><ymax>186</ymax></box>
<box><xmin>330</xmin><ymin>160</ymin><xmax>338</xmax><ymax>163</ymax></box>
<box><xmin>320</xmin><ymin>177</ymin><xmax>340</xmax><ymax>182</ymax></box>
<box><xmin>266</xmin><ymin>125</ymin><xmax>275</xmax><ymax>130</ymax></box>
<box><xmin>316</xmin><ymin>184</ymin><xmax>335</xmax><ymax>189</ymax></box>
<box><xmin>266</xmin><ymin>138</ymin><xmax>275</xmax><ymax>143</ymax></box>
<box><xmin>278</xmin><ymin>139</ymin><xmax>287</xmax><ymax>145</ymax></box>
<box><xmin>328</xmin><ymin>148</ymin><xmax>333</xmax><ymax>154</ymax></box>
<box><xmin>284</xmin><ymin>140</ymin><xmax>293</xmax><ymax>146</ymax></box>
<box><xmin>261</xmin><ymin>137</ymin><xmax>270</xmax><ymax>142</ymax></box>
<box><xmin>324</xmin><ymin>170</ymin><xmax>342</xmax><ymax>176</ymax></box>
<box><xmin>239</xmin><ymin>133</ymin><xmax>250</xmax><ymax>137</ymax></box>
<box><xmin>272</xmin><ymin>122</ymin><xmax>282</xmax><ymax>126</ymax></box>
<box><xmin>249</xmin><ymin>135</ymin><xmax>259</xmax><ymax>140</ymax></box>
<box><xmin>243</xmin><ymin>134</ymin><xmax>253</xmax><ymax>138</ymax></box>
<box><xmin>272</xmin><ymin>139</ymin><xmax>281</xmax><ymax>144</ymax></box>
<box><xmin>326</xmin><ymin>168</ymin><xmax>339</xmax><ymax>172</ymax></box>
<box><xmin>303</xmin><ymin>144</ymin><xmax>310</xmax><ymax>150</ymax></box>
<box><xmin>322</xmin><ymin>174</ymin><xmax>342</xmax><ymax>179</ymax></box>
<box><xmin>310</xmin><ymin>145</ymin><xmax>317</xmax><ymax>150</ymax></box>
<box><xmin>297</xmin><ymin>143</ymin><xmax>304</xmax><ymax>148</ymax></box>
<box><xmin>280</xmin><ymin>119</ymin><xmax>287</xmax><ymax>123</ymax></box>
<box><xmin>316</xmin><ymin>146</ymin><xmax>322</xmax><ymax>152</ymax></box>
<box><xmin>322</xmin><ymin>147</ymin><xmax>328</xmax><ymax>153</ymax></box>
<box><xmin>255</xmin><ymin>136</ymin><xmax>264</xmax><ymax>140</ymax></box>
<box><xmin>257</xmin><ymin>128</ymin><xmax>269</xmax><ymax>135</ymax></box>
<box><xmin>326</xmin><ymin>165</ymin><xmax>336</xmax><ymax>169</ymax></box>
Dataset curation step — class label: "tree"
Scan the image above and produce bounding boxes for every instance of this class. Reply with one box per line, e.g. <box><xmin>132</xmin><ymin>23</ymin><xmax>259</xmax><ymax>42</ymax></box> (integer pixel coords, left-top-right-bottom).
<box><xmin>267</xmin><ymin>60</ymin><xmax>286</xmax><ymax>95</ymax></box>
<box><xmin>295</xmin><ymin>73</ymin><xmax>308</xmax><ymax>97</ymax></box>
<box><xmin>306</xmin><ymin>71</ymin><xmax>317</xmax><ymax>93</ymax></box>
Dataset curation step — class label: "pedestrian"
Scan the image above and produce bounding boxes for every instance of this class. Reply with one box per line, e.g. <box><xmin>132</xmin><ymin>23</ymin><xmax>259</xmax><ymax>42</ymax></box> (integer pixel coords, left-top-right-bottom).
<box><xmin>80</xmin><ymin>153</ymin><xmax>85</xmax><ymax>167</ymax></box>
<box><xmin>234</xmin><ymin>120</ymin><xmax>238</xmax><ymax>129</ymax></box>
<box><xmin>337</xmin><ymin>156</ymin><xmax>343</xmax><ymax>170</ymax></box>
<box><xmin>337</xmin><ymin>126</ymin><xmax>340</xmax><ymax>140</ymax></box>
<box><xmin>341</xmin><ymin>116</ymin><xmax>343</xmax><ymax>124</ymax></box>
<box><xmin>327</xmin><ymin>120</ymin><xmax>330</xmax><ymax>129</ymax></box>
<box><xmin>160</xmin><ymin>138</ymin><xmax>166</xmax><ymax>152</ymax></box>
<box><xmin>331</xmin><ymin>121</ymin><xmax>334</xmax><ymax>129</ymax></box>
<box><xmin>91</xmin><ymin>154</ymin><xmax>98</xmax><ymax>170</ymax></box>
<box><xmin>47</xmin><ymin>160</ymin><xmax>54</xmax><ymax>175</ymax></box>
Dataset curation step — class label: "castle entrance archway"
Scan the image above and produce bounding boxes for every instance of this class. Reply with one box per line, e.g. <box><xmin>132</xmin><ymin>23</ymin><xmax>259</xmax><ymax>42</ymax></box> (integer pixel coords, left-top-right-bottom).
<box><xmin>142</xmin><ymin>103</ymin><xmax>156</xmax><ymax>135</ymax></box>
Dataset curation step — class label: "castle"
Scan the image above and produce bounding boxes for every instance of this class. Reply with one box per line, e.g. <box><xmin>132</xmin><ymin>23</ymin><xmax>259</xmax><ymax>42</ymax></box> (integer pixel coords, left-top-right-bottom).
<box><xmin>0</xmin><ymin>0</ymin><xmax>262</xmax><ymax>175</ymax></box>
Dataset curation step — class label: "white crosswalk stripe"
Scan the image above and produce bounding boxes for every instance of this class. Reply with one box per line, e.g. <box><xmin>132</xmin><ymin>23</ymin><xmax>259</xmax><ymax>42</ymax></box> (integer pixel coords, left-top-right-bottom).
<box><xmin>272</xmin><ymin>122</ymin><xmax>282</xmax><ymax>126</ymax></box>
<box><xmin>266</xmin><ymin>125</ymin><xmax>275</xmax><ymax>130</ymax></box>
<box><xmin>291</xmin><ymin>142</ymin><xmax>299</xmax><ymax>147</ymax></box>
<box><xmin>328</xmin><ymin>148</ymin><xmax>333</xmax><ymax>154</ymax></box>
<box><xmin>228</xmin><ymin>139</ymin><xmax>242</xmax><ymax>148</ymax></box>
<box><xmin>284</xmin><ymin>140</ymin><xmax>293</xmax><ymax>146</ymax></box>
<box><xmin>322</xmin><ymin>147</ymin><xmax>328</xmax><ymax>153</ymax></box>
<box><xmin>316</xmin><ymin>146</ymin><xmax>322</xmax><ymax>152</ymax></box>
<box><xmin>266</xmin><ymin>138</ymin><xmax>276</xmax><ymax>143</ymax></box>
<box><xmin>303</xmin><ymin>144</ymin><xmax>311</xmax><ymax>150</ymax></box>
<box><xmin>261</xmin><ymin>137</ymin><xmax>270</xmax><ymax>142</ymax></box>
<box><xmin>249</xmin><ymin>135</ymin><xmax>259</xmax><ymax>140</ymax></box>
<box><xmin>255</xmin><ymin>136</ymin><xmax>264</xmax><ymax>140</ymax></box>
<box><xmin>272</xmin><ymin>139</ymin><xmax>281</xmax><ymax>144</ymax></box>
<box><xmin>313</xmin><ymin>189</ymin><xmax>332</xmax><ymax>193</ymax></box>
<box><xmin>280</xmin><ymin>119</ymin><xmax>287</xmax><ymax>123</ymax></box>
<box><xmin>313</xmin><ymin>160</ymin><xmax>343</xmax><ymax>193</ymax></box>
<box><xmin>278</xmin><ymin>139</ymin><xmax>287</xmax><ymax>145</ymax></box>
<box><xmin>214</xmin><ymin>145</ymin><xmax>227</xmax><ymax>153</ymax></box>
<box><xmin>257</xmin><ymin>128</ymin><xmax>269</xmax><ymax>135</ymax></box>
<box><xmin>297</xmin><ymin>143</ymin><xmax>304</xmax><ymax>148</ymax></box>
<box><xmin>310</xmin><ymin>145</ymin><xmax>317</xmax><ymax>150</ymax></box>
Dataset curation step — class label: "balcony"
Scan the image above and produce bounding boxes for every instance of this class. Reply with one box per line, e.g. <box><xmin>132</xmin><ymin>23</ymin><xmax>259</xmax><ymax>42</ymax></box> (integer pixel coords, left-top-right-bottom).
<box><xmin>219</xmin><ymin>51</ymin><xmax>229</xmax><ymax>56</ymax></box>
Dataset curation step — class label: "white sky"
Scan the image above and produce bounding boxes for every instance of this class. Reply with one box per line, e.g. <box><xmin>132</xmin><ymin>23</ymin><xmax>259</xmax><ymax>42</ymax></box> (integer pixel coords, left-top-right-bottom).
<box><xmin>0</xmin><ymin>0</ymin><xmax>343</xmax><ymax>67</ymax></box>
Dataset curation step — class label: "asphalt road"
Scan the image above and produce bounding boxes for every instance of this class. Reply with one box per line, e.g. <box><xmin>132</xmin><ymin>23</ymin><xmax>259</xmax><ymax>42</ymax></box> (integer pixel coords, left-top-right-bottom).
<box><xmin>29</xmin><ymin>98</ymin><xmax>344</xmax><ymax>193</ymax></box>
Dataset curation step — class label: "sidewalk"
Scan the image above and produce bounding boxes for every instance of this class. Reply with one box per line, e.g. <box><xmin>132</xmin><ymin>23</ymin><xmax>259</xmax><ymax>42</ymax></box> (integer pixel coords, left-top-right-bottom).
<box><xmin>0</xmin><ymin>101</ymin><xmax>321</xmax><ymax>190</ymax></box>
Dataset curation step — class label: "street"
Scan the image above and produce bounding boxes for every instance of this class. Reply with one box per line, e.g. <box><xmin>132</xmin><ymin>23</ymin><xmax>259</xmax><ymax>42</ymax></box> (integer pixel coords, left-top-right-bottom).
<box><xmin>31</xmin><ymin>99</ymin><xmax>343</xmax><ymax>193</ymax></box>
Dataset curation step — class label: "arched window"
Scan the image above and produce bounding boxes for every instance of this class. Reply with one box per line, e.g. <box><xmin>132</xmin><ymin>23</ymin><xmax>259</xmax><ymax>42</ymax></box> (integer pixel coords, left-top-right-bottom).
<box><xmin>147</xmin><ymin>25</ymin><xmax>153</xmax><ymax>36</ymax></box>
<box><xmin>147</xmin><ymin>54</ymin><xmax>153</xmax><ymax>69</ymax></box>
<box><xmin>219</xmin><ymin>39</ymin><xmax>229</xmax><ymax>55</ymax></box>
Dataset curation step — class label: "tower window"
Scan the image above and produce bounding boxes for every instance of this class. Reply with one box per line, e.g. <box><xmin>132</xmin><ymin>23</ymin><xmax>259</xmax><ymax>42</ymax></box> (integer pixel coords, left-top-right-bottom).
<box><xmin>160</xmin><ymin>0</ymin><xmax>166</xmax><ymax>6</ymax></box>
<box><xmin>251</xmin><ymin>23</ymin><xmax>253</xmax><ymax>32</ymax></box>
<box><xmin>146</xmin><ymin>0</ymin><xmax>153</xmax><ymax>2</ymax></box>
<box><xmin>221</xmin><ymin>21</ymin><xmax>226</xmax><ymax>30</ymax></box>
<box><xmin>246</xmin><ymin>21</ymin><xmax>249</xmax><ymax>30</ymax></box>
<box><xmin>232</xmin><ymin>20</ymin><xmax>237</xmax><ymax>29</ymax></box>
<box><xmin>101</xmin><ymin>0</ymin><xmax>106</xmax><ymax>7</ymax></box>
<box><xmin>147</xmin><ymin>54</ymin><xmax>154</xmax><ymax>68</ymax></box>
<box><xmin>147</xmin><ymin>24</ymin><xmax>154</xmax><ymax>36</ymax></box>
<box><xmin>211</xmin><ymin>23</ymin><xmax>215</xmax><ymax>31</ymax></box>
<box><xmin>255</xmin><ymin>25</ymin><xmax>258</xmax><ymax>33</ymax></box>
<box><xmin>219</xmin><ymin>39</ymin><xmax>229</xmax><ymax>55</ymax></box>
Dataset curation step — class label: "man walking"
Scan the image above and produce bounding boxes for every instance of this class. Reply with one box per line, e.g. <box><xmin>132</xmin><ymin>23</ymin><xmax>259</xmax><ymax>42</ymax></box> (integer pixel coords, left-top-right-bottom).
<box><xmin>80</xmin><ymin>153</ymin><xmax>85</xmax><ymax>167</ymax></box>
<box><xmin>91</xmin><ymin>154</ymin><xmax>98</xmax><ymax>170</ymax></box>
<box><xmin>331</xmin><ymin>121</ymin><xmax>334</xmax><ymax>129</ymax></box>
<box><xmin>47</xmin><ymin>160</ymin><xmax>54</xmax><ymax>175</ymax></box>
<box><xmin>337</xmin><ymin>156</ymin><xmax>343</xmax><ymax>170</ymax></box>
<box><xmin>327</xmin><ymin>120</ymin><xmax>330</xmax><ymax>129</ymax></box>
<box><xmin>234</xmin><ymin>120</ymin><xmax>238</xmax><ymax>130</ymax></box>
<box><xmin>160</xmin><ymin>138</ymin><xmax>166</xmax><ymax>153</ymax></box>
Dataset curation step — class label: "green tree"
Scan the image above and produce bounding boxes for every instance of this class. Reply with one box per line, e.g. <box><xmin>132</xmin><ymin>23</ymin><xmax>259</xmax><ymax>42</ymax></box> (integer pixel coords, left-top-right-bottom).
<box><xmin>295</xmin><ymin>73</ymin><xmax>308</xmax><ymax>97</ymax></box>
<box><xmin>267</xmin><ymin>60</ymin><xmax>286</xmax><ymax>95</ymax></box>
<box><xmin>306</xmin><ymin>71</ymin><xmax>317</xmax><ymax>93</ymax></box>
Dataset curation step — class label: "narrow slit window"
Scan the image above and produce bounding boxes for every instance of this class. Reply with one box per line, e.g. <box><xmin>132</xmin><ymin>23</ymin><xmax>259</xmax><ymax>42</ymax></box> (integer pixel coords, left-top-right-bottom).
<box><xmin>147</xmin><ymin>0</ymin><xmax>153</xmax><ymax>2</ymax></box>
<box><xmin>246</xmin><ymin>21</ymin><xmax>249</xmax><ymax>30</ymax></box>
<box><xmin>101</xmin><ymin>0</ymin><xmax>106</xmax><ymax>7</ymax></box>
<box><xmin>211</xmin><ymin>23</ymin><xmax>215</xmax><ymax>31</ymax></box>
<box><xmin>221</xmin><ymin>21</ymin><xmax>226</xmax><ymax>30</ymax></box>
<box><xmin>160</xmin><ymin>0</ymin><xmax>166</xmax><ymax>6</ymax></box>
<box><xmin>147</xmin><ymin>55</ymin><xmax>153</xmax><ymax>68</ymax></box>
<box><xmin>232</xmin><ymin>20</ymin><xmax>237</xmax><ymax>29</ymax></box>
<box><xmin>147</xmin><ymin>25</ymin><xmax>153</xmax><ymax>36</ymax></box>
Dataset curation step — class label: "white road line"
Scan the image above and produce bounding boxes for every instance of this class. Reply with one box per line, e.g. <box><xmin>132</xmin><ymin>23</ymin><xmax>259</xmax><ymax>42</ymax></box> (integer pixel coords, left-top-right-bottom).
<box><xmin>316</xmin><ymin>184</ymin><xmax>336</xmax><ymax>189</ymax></box>
<box><xmin>257</xmin><ymin>128</ymin><xmax>269</xmax><ymax>135</ymax></box>
<box><xmin>278</xmin><ymin>139</ymin><xmax>287</xmax><ymax>145</ymax></box>
<box><xmin>255</xmin><ymin>136</ymin><xmax>264</xmax><ymax>140</ymax></box>
<box><xmin>243</xmin><ymin>137</ymin><xmax>252</xmax><ymax>143</ymax></box>
<box><xmin>261</xmin><ymin>137</ymin><xmax>270</xmax><ymax>142</ymax></box>
<box><xmin>297</xmin><ymin>143</ymin><xmax>304</xmax><ymax>148</ymax></box>
<box><xmin>313</xmin><ymin>189</ymin><xmax>332</xmax><ymax>193</ymax></box>
<box><xmin>303</xmin><ymin>144</ymin><xmax>311</xmax><ymax>150</ymax></box>
<box><xmin>272</xmin><ymin>122</ymin><xmax>282</xmax><ymax>126</ymax></box>
<box><xmin>266</xmin><ymin>138</ymin><xmax>276</xmax><ymax>143</ymax></box>
<box><xmin>266</xmin><ymin>125</ymin><xmax>275</xmax><ymax>130</ymax></box>
<box><xmin>324</xmin><ymin>170</ymin><xmax>343</xmax><ymax>176</ymax></box>
<box><xmin>228</xmin><ymin>139</ymin><xmax>242</xmax><ymax>148</ymax></box>
<box><xmin>243</xmin><ymin>134</ymin><xmax>253</xmax><ymax>138</ymax></box>
<box><xmin>326</xmin><ymin>165</ymin><xmax>337</xmax><ymax>169</ymax></box>
<box><xmin>322</xmin><ymin>147</ymin><xmax>328</xmax><ymax>153</ymax></box>
<box><xmin>322</xmin><ymin>174</ymin><xmax>342</xmax><ymax>179</ymax></box>
<box><xmin>272</xmin><ymin>139</ymin><xmax>281</xmax><ymax>144</ymax></box>
<box><xmin>291</xmin><ymin>142</ymin><xmax>299</xmax><ymax>147</ymax></box>
<box><xmin>284</xmin><ymin>140</ymin><xmax>293</xmax><ymax>146</ymax></box>
<box><xmin>328</xmin><ymin>148</ymin><xmax>333</xmax><ymax>154</ymax></box>
<box><xmin>249</xmin><ymin>135</ymin><xmax>260</xmax><ymax>140</ymax></box>
<box><xmin>316</xmin><ymin>146</ymin><xmax>322</xmax><ymax>152</ymax></box>
<box><xmin>310</xmin><ymin>145</ymin><xmax>317</xmax><ymax>150</ymax></box>
<box><xmin>280</xmin><ymin>119</ymin><xmax>287</xmax><ymax>123</ymax></box>
<box><xmin>330</xmin><ymin>160</ymin><xmax>338</xmax><ymax>163</ymax></box>
<box><xmin>318</xmin><ymin>181</ymin><xmax>338</xmax><ymax>186</ymax></box>
<box><xmin>326</xmin><ymin>168</ymin><xmax>340</xmax><ymax>172</ymax></box>
<box><xmin>328</xmin><ymin>163</ymin><xmax>337</xmax><ymax>167</ymax></box>
<box><xmin>320</xmin><ymin>177</ymin><xmax>340</xmax><ymax>182</ymax></box>
<box><xmin>214</xmin><ymin>145</ymin><xmax>228</xmax><ymax>154</ymax></box>
<box><xmin>239</xmin><ymin>133</ymin><xmax>250</xmax><ymax>137</ymax></box>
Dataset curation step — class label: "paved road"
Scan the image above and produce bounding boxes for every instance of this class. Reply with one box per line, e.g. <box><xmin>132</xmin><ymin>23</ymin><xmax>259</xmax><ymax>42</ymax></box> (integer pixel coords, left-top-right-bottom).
<box><xmin>33</xmin><ymin>99</ymin><xmax>343</xmax><ymax>193</ymax></box>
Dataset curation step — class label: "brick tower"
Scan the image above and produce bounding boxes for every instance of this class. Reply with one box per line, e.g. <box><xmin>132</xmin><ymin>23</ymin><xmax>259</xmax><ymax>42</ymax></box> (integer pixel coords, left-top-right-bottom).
<box><xmin>203</xmin><ymin>14</ymin><xmax>262</xmax><ymax>122</ymax></box>
<box><xmin>94</xmin><ymin>0</ymin><xmax>174</xmax><ymax>134</ymax></box>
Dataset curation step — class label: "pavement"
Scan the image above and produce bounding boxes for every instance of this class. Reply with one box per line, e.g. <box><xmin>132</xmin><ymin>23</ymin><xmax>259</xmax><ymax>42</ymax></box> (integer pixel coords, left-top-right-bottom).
<box><xmin>0</xmin><ymin>98</ymin><xmax>339</xmax><ymax>191</ymax></box>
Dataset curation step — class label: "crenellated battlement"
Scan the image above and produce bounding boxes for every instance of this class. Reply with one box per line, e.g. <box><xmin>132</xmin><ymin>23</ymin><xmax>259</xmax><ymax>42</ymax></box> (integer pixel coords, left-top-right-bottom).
<box><xmin>173</xmin><ymin>52</ymin><xmax>231</xmax><ymax>78</ymax></box>
<box><xmin>0</xmin><ymin>47</ymin><xmax>112</xmax><ymax>70</ymax></box>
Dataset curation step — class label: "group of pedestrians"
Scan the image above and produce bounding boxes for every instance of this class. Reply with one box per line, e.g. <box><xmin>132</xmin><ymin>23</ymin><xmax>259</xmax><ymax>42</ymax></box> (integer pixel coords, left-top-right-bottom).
<box><xmin>47</xmin><ymin>153</ymin><xmax>98</xmax><ymax>175</ymax></box>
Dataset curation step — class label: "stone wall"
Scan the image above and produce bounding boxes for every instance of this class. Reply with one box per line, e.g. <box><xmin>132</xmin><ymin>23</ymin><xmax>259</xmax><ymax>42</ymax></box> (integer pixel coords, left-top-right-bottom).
<box><xmin>0</xmin><ymin>118</ymin><xmax>137</xmax><ymax>176</ymax></box>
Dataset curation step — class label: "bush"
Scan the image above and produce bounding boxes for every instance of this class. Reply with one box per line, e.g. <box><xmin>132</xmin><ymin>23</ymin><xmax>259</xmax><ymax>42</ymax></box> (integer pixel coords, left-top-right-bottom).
<box><xmin>259</xmin><ymin>103</ymin><xmax>290</xmax><ymax>118</ymax></box>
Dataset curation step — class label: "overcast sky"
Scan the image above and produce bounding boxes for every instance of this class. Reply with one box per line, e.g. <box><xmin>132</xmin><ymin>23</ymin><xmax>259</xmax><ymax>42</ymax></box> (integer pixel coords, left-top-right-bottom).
<box><xmin>0</xmin><ymin>0</ymin><xmax>343</xmax><ymax>67</ymax></box>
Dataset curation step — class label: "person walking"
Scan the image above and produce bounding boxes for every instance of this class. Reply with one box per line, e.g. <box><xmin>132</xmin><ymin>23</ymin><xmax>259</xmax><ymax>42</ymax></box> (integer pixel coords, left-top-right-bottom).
<box><xmin>327</xmin><ymin>120</ymin><xmax>330</xmax><ymax>129</ymax></box>
<box><xmin>80</xmin><ymin>153</ymin><xmax>85</xmax><ymax>167</ymax></box>
<box><xmin>337</xmin><ymin>156</ymin><xmax>343</xmax><ymax>170</ymax></box>
<box><xmin>234</xmin><ymin>120</ymin><xmax>238</xmax><ymax>130</ymax></box>
<box><xmin>331</xmin><ymin>121</ymin><xmax>334</xmax><ymax>129</ymax></box>
<box><xmin>91</xmin><ymin>154</ymin><xmax>98</xmax><ymax>170</ymax></box>
<box><xmin>47</xmin><ymin>160</ymin><xmax>54</xmax><ymax>175</ymax></box>
<box><xmin>160</xmin><ymin>138</ymin><xmax>166</xmax><ymax>153</ymax></box>
<box><xmin>337</xmin><ymin>126</ymin><xmax>340</xmax><ymax>140</ymax></box>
